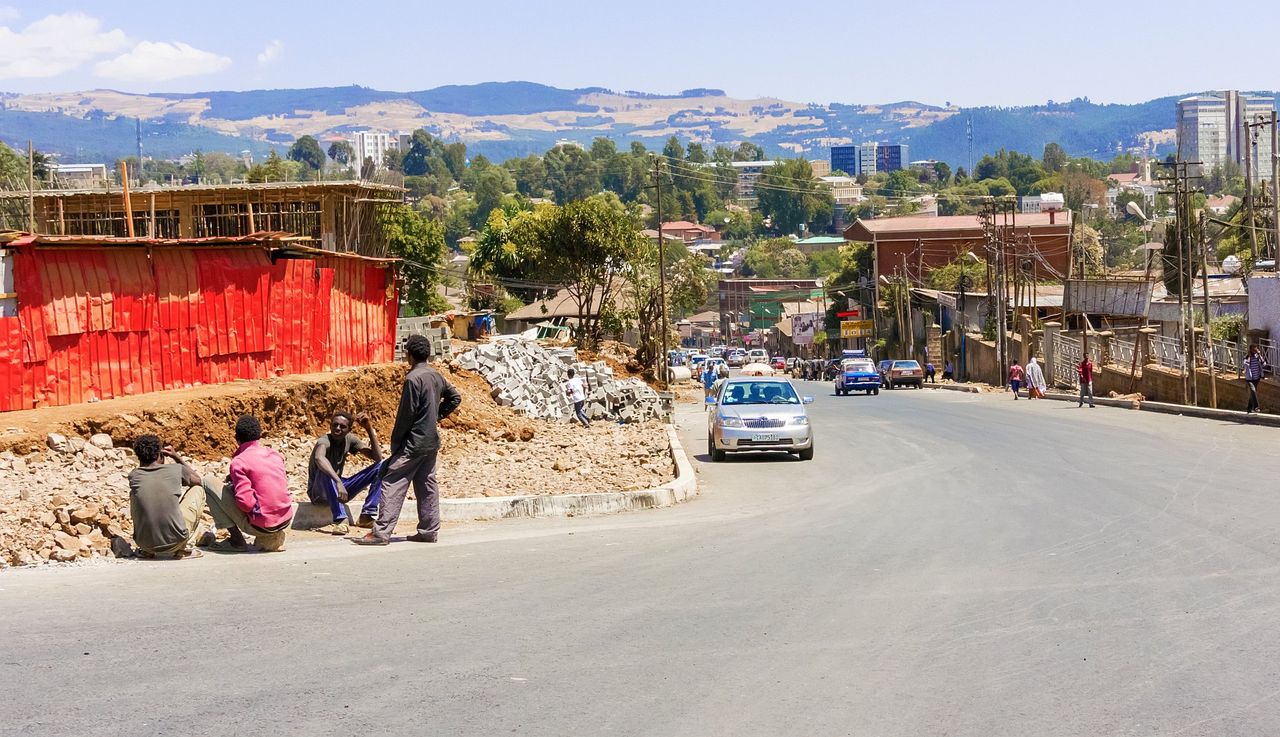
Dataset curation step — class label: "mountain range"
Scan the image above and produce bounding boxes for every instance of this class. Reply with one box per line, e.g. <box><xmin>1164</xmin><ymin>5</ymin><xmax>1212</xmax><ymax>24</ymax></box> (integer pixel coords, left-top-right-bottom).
<box><xmin>0</xmin><ymin>81</ymin><xmax>1268</xmax><ymax>168</ymax></box>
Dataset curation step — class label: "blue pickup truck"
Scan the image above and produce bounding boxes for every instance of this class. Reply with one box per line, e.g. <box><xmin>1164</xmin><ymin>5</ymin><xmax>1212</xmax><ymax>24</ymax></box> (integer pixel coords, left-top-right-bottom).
<box><xmin>835</xmin><ymin>358</ymin><xmax>881</xmax><ymax>396</ymax></box>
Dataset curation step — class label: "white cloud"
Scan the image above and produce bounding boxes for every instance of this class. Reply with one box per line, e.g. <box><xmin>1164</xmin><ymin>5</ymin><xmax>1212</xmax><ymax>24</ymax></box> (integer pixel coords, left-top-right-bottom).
<box><xmin>257</xmin><ymin>39</ymin><xmax>283</xmax><ymax>65</ymax></box>
<box><xmin>94</xmin><ymin>40</ymin><xmax>231</xmax><ymax>82</ymax></box>
<box><xmin>0</xmin><ymin>12</ymin><xmax>128</xmax><ymax>79</ymax></box>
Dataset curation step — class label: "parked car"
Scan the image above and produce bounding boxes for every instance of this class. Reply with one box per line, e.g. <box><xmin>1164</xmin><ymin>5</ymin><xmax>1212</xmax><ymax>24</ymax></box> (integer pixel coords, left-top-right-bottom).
<box><xmin>769</xmin><ymin>355</ymin><xmax>786</xmax><ymax>370</ymax></box>
<box><xmin>726</xmin><ymin>349</ymin><xmax>747</xmax><ymax>367</ymax></box>
<box><xmin>707</xmin><ymin>376</ymin><xmax>814</xmax><ymax>461</ymax></box>
<box><xmin>835</xmin><ymin>359</ymin><xmax>881</xmax><ymax>396</ymax></box>
<box><xmin>885</xmin><ymin>359</ymin><xmax>924</xmax><ymax>389</ymax></box>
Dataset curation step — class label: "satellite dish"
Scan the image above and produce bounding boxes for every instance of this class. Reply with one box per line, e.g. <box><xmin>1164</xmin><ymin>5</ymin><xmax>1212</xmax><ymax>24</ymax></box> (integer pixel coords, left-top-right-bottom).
<box><xmin>1222</xmin><ymin>254</ymin><xmax>1243</xmax><ymax>275</ymax></box>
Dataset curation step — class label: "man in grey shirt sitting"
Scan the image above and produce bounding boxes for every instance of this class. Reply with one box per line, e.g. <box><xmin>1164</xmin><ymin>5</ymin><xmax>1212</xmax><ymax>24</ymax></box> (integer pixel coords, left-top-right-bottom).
<box><xmin>127</xmin><ymin>434</ymin><xmax>209</xmax><ymax>559</ymax></box>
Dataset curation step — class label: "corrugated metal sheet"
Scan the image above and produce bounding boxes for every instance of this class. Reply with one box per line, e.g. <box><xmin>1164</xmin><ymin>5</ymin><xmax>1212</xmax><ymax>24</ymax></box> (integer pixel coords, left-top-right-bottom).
<box><xmin>0</xmin><ymin>243</ymin><xmax>397</xmax><ymax>412</ymax></box>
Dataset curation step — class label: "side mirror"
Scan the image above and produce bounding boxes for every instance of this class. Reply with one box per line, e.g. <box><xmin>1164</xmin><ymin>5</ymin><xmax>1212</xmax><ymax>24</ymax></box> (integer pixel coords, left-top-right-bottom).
<box><xmin>802</xmin><ymin>396</ymin><xmax>814</xmax><ymax>404</ymax></box>
<box><xmin>705</xmin><ymin>395</ymin><xmax>718</xmax><ymax>405</ymax></box>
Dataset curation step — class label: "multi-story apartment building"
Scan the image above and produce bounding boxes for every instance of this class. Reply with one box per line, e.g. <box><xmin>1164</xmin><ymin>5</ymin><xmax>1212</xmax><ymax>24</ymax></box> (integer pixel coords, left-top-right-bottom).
<box><xmin>875</xmin><ymin>143</ymin><xmax>909</xmax><ymax>173</ymax></box>
<box><xmin>830</xmin><ymin>145</ymin><xmax>860</xmax><ymax>176</ymax></box>
<box><xmin>350</xmin><ymin>130</ymin><xmax>393</xmax><ymax>170</ymax></box>
<box><xmin>730</xmin><ymin>160</ymin><xmax>781</xmax><ymax>205</ymax></box>
<box><xmin>1176</xmin><ymin>90</ymin><xmax>1275</xmax><ymax>180</ymax></box>
<box><xmin>858</xmin><ymin>143</ymin><xmax>878</xmax><ymax>176</ymax></box>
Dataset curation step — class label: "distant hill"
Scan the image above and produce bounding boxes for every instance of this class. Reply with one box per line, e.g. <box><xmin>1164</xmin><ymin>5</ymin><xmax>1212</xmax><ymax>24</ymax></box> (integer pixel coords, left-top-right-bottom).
<box><xmin>1</xmin><ymin>82</ymin><xmax>1270</xmax><ymax>167</ymax></box>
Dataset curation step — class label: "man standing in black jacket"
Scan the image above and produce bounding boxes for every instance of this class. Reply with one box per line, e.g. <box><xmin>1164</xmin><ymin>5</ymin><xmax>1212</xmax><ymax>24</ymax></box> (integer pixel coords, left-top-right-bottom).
<box><xmin>354</xmin><ymin>334</ymin><xmax>462</xmax><ymax>545</ymax></box>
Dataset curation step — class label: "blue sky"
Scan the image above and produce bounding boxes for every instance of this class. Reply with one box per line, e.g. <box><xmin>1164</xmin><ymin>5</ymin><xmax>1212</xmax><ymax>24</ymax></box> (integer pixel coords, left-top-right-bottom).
<box><xmin>0</xmin><ymin>0</ymin><xmax>1274</xmax><ymax>106</ymax></box>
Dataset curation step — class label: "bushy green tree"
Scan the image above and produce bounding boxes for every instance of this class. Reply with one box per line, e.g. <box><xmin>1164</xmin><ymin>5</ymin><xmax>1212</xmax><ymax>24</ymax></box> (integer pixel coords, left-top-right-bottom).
<box><xmin>377</xmin><ymin>204</ymin><xmax>448</xmax><ymax>315</ymax></box>
<box><xmin>288</xmin><ymin>135</ymin><xmax>325</xmax><ymax>171</ymax></box>
<box><xmin>756</xmin><ymin>159</ymin><xmax>833</xmax><ymax>234</ymax></box>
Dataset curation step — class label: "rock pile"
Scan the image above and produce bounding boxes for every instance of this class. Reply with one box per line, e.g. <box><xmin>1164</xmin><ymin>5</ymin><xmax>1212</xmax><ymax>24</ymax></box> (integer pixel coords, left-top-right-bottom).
<box><xmin>455</xmin><ymin>338</ymin><xmax>666</xmax><ymax>423</ymax></box>
<box><xmin>395</xmin><ymin>321</ymin><xmax>455</xmax><ymax>362</ymax></box>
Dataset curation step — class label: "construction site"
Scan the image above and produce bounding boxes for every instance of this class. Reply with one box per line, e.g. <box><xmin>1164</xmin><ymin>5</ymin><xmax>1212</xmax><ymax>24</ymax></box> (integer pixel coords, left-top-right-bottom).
<box><xmin>0</xmin><ymin>181</ymin><xmax>681</xmax><ymax>569</ymax></box>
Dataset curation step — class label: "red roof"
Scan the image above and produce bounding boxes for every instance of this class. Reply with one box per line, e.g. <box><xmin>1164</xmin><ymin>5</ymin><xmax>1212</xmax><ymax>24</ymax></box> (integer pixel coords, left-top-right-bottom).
<box><xmin>845</xmin><ymin>212</ymin><xmax>1071</xmax><ymax>239</ymax></box>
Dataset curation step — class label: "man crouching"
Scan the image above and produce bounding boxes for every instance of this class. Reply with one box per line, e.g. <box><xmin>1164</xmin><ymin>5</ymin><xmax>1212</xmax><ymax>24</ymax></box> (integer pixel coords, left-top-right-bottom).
<box><xmin>307</xmin><ymin>411</ymin><xmax>385</xmax><ymax>535</ymax></box>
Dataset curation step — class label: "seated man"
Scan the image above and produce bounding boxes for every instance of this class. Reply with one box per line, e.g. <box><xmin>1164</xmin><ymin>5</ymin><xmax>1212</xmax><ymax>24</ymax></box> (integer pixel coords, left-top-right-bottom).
<box><xmin>204</xmin><ymin>415</ymin><xmax>295</xmax><ymax>552</ymax></box>
<box><xmin>307</xmin><ymin>411</ymin><xmax>385</xmax><ymax>535</ymax></box>
<box><xmin>128</xmin><ymin>434</ymin><xmax>207</xmax><ymax>560</ymax></box>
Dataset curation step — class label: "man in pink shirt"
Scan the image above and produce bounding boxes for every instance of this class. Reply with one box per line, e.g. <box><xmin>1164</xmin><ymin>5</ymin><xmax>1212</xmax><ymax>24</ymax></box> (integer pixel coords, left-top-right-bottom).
<box><xmin>204</xmin><ymin>415</ymin><xmax>294</xmax><ymax>552</ymax></box>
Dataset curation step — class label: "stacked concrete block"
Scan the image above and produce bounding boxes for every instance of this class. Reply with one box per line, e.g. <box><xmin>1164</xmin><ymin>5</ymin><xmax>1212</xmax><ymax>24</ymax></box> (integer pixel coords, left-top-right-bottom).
<box><xmin>394</xmin><ymin>319</ymin><xmax>454</xmax><ymax>362</ymax></box>
<box><xmin>456</xmin><ymin>337</ymin><xmax>662</xmax><ymax>424</ymax></box>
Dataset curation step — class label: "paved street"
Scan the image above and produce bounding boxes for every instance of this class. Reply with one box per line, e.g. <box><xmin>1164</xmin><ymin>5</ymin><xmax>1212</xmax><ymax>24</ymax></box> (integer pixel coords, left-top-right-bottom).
<box><xmin>4</xmin><ymin>383</ymin><xmax>1280</xmax><ymax>736</ymax></box>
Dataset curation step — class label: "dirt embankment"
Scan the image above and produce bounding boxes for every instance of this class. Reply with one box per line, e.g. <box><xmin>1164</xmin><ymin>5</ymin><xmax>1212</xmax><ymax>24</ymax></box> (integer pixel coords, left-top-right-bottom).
<box><xmin>0</xmin><ymin>356</ymin><xmax>674</xmax><ymax>569</ymax></box>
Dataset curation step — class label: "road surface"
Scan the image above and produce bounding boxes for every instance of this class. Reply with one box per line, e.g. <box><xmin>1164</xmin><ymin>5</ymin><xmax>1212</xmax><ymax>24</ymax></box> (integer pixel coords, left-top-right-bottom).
<box><xmin>3</xmin><ymin>382</ymin><xmax>1279</xmax><ymax>736</ymax></box>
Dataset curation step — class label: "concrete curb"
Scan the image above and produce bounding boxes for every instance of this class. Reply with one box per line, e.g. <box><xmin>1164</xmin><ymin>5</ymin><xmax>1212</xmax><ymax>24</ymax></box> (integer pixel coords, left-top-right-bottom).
<box><xmin>291</xmin><ymin>425</ymin><xmax>698</xmax><ymax>528</ymax></box>
<box><xmin>921</xmin><ymin>383</ymin><xmax>982</xmax><ymax>394</ymax></box>
<box><xmin>1034</xmin><ymin>389</ymin><xmax>1280</xmax><ymax>427</ymax></box>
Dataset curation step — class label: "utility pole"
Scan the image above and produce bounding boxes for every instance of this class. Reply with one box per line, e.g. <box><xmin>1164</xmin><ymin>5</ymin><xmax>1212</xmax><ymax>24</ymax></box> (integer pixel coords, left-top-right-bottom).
<box><xmin>26</xmin><ymin>141</ymin><xmax>34</xmax><ymax>232</ymax></box>
<box><xmin>653</xmin><ymin>158</ymin><xmax>668</xmax><ymax>387</ymax></box>
<box><xmin>1272</xmin><ymin>110</ymin><xmax>1279</xmax><ymax>268</ymax></box>
<box><xmin>1199</xmin><ymin>213</ymin><xmax>1217</xmax><ymax>408</ymax></box>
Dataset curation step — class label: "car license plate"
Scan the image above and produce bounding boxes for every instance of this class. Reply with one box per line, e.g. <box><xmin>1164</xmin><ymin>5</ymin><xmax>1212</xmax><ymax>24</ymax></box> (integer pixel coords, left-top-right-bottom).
<box><xmin>752</xmin><ymin>433</ymin><xmax>777</xmax><ymax>442</ymax></box>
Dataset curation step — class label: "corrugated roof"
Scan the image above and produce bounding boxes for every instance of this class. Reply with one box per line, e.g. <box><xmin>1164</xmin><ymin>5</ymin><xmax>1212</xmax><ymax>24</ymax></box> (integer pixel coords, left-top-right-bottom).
<box><xmin>1</xmin><ymin>179</ymin><xmax>404</xmax><ymax>201</ymax></box>
<box><xmin>847</xmin><ymin>212</ymin><xmax>1072</xmax><ymax>237</ymax></box>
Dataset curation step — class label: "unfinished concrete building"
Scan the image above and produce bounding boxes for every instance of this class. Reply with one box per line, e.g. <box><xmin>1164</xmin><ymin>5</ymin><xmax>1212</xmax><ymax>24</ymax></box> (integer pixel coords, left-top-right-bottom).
<box><xmin>0</xmin><ymin>181</ymin><xmax>403</xmax><ymax>256</ymax></box>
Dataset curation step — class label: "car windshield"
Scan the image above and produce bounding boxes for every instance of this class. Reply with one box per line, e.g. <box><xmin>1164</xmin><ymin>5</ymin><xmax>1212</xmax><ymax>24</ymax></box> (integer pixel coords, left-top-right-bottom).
<box><xmin>893</xmin><ymin>361</ymin><xmax>920</xmax><ymax>369</ymax></box>
<box><xmin>721</xmin><ymin>381</ymin><xmax>800</xmax><ymax>406</ymax></box>
<box><xmin>844</xmin><ymin>361</ymin><xmax>875</xmax><ymax>372</ymax></box>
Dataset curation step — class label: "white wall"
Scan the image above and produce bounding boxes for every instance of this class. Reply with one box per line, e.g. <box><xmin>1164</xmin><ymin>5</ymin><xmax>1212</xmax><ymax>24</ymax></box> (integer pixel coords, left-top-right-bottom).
<box><xmin>1247</xmin><ymin>274</ymin><xmax>1280</xmax><ymax>338</ymax></box>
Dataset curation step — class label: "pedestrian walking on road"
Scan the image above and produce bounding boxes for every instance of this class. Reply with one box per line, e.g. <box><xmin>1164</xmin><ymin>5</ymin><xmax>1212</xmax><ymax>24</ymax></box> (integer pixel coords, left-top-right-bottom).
<box><xmin>204</xmin><ymin>415</ymin><xmax>294</xmax><ymax>552</ymax></box>
<box><xmin>307</xmin><ymin>411</ymin><xmax>385</xmax><ymax>535</ymax></box>
<box><xmin>1077</xmin><ymin>357</ymin><xmax>1096</xmax><ymax>408</ymax></box>
<box><xmin>1008</xmin><ymin>360</ymin><xmax>1024</xmax><ymax>399</ymax></box>
<box><xmin>565</xmin><ymin>367</ymin><xmax>591</xmax><ymax>428</ymax></box>
<box><xmin>1243</xmin><ymin>344</ymin><xmax>1268</xmax><ymax>413</ymax></box>
<box><xmin>127</xmin><ymin>435</ymin><xmax>208</xmax><ymax>560</ymax></box>
<box><xmin>1025</xmin><ymin>357</ymin><xmax>1047</xmax><ymax>399</ymax></box>
<box><xmin>354</xmin><ymin>334</ymin><xmax>462</xmax><ymax>546</ymax></box>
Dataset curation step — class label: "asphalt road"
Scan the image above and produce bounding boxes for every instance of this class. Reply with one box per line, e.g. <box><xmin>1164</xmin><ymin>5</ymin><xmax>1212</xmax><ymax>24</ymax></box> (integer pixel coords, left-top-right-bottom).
<box><xmin>4</xmin><ymin>383</ymin><xmax>1280</xmax><ymax>736</ymax></box>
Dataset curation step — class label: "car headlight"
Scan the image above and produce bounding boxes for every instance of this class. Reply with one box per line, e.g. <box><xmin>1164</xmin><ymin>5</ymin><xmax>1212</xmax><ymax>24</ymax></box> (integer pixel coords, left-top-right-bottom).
<box><xmin>719</xmin><ymin>415</ymin><xmax>744</xmax><ymax>428</ymax></box>
<box><xmin>790</xmin><ymin>415</ymin><xmax>809</xmax><ymax>426</ymax></box>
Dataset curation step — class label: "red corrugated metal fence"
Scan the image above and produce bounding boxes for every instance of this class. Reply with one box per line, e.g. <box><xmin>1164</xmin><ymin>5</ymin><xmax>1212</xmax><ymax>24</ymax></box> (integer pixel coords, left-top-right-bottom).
<box><xmin>0</xmin><ymin>244</ymin><xmax>397</xmax><ymax>412</ymax></box>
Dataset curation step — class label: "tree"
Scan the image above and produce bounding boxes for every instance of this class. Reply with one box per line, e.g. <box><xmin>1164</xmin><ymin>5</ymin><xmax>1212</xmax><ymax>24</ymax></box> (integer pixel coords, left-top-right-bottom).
<box><xmin>626</xmin><ymin>238</ymin><xmax>714</xmax><ymax>369</ymax></box>
<box><xmin>469</xmin><ymin>166</ymin><xmax>515</xmax><ymax>229</ymax></box>
<box><xmin>662</xmin><ymin>135</ymin><xmax>685</xmax><ymax>162</ymax></box>
<box><xmin>686</xmin><ymin>142</ymin><xmax>708</xmax><ymax>164</ymax></box>
<box><xmin>403</xmin><ymin>130</ymin><xmax>445</xmax><ymax>177</ymax></box>
<box><xmin>932</xmin><ymin>161</ymin><xmax>952</xmax><ymax>185</ymax></box>
<box><xmin>1042</xmin><ymin>142</ymin><xmax>1068</xmax><ymax>173</ymax></box>
<box><xmin>328</xmin><ymin>140</ymin><xmax>355</xmax><ymax>166</ymax></box>
<box><xmin>288</xmin><ymin>135</ymin><xmax>325</xmax><ymax>172</ymax></box>
<box><xmin>756</xmin><ymin>159</ymin><xmax>834</xmax><ymax>234</ymax></box>
<box><xmin>743</xmin><ymin>238</ymin><xmax>809</xmax><ymax>278</ymax></box>
<box><xmin>927</xmin><ymin>255</ymin><xmax>987</xmax><ymax>291</ymax></box>
<box><xmin>508</xmin><ymin>154</ymin><xmax>546</xmax><ymax>197</ymax></box>
<box><xmin>247</xmin><ymin>150</ymin><xmax>291</xmax><ymax>182</ymax></box>
<box><xmin>733</xmin><ymin>142</ymin><xmax>765</xmax><ymax>161</ymax></box>
<box><xmin>442</xmin><ymin>142</ymin><xmax>468</xmax><ymax>180</ymax></box>
<box><xmin>470</xmin><ymin>195</ymin><xmax>645</xmax><ymax>349</ymax></box>
<box><xmin>376</xmin><ymin>204</ymin><xmax>448</xmax><ymax>315</ymax></box>
<box><xmin>544</xmin><ymin>145</ymin><xmax>601</xmax><ymax>204</ymax></box>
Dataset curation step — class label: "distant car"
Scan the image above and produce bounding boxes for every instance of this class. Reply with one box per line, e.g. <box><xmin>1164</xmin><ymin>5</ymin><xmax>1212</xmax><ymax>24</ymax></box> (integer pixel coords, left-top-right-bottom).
<box><xmin>726</xmin><ymin>350</ymin><xmax>747</xmax><ymax>367</ymax></box>
<box><xmin>885</xmin><ymin>359</ymin><xmax>924</xmax><ymax>389</ymax></box>
<box><xmin>769</xmin><ymin>355</ymin><xmax>786</xmax><ymax>370</ymax></box>
<box><xmin>690</xmin><ymin>353</ymin><xmax>708</xmax><ymax>370</ymax></box>
<box><xmin>707</xmin><ymin>376</ymin><xmax>815</xmax><ymax>461</ymax></box>
<box><xmin>747</xmin><ymin>348</ymin><xmax>769</xmax><ymax>365</ymax></box>
<box><xmin>835</xmin><ymin>359</ymin><xmax>881</xmax><ymax>396</ymax></box>
<box><xmin>708</xmin><ymin>346</ymin><xmax>726</xmax><ymax>359</ymax></box>
<box><xmin>701</xmin><ymin>358</ymin><xmax>727</xmax><ymax>377</ymax></box>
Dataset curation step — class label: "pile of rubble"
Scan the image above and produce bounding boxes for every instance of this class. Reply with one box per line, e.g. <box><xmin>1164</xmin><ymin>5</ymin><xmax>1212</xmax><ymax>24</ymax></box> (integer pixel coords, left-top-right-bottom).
<box><xmin>0</xmin><ymin>433</ymin><xmax>151</xmax><ymax>566</ymax></box>
<box><xmin>456</xmin><ymin>338</ymin><xmax>667</xmax><ymax>424</ymax></box>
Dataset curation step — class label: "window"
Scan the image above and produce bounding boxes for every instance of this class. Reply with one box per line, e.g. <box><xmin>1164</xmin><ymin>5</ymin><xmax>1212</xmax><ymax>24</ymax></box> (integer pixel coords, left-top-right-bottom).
<box><xmin>721</xmin><ymin>381</ymin><xmax>799</xmax><ymax>406</ymax></box>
